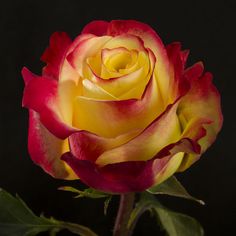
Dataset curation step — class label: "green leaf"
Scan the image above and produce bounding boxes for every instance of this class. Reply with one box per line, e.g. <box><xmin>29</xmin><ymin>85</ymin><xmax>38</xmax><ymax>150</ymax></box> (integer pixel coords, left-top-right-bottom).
<box><xmin>128</xmin><ymin>192</ymin><xmax>204</xmax><ymax>236</ymax></box>
<box><xmin>59</xmin><ymin>186</ymin><xmax>109</xmax><ymax>199</ymax></box>
<box><xmin>0</xmin><ymin>188</ymin><xmax>98</xmax><ymax>236</ymax></box>
<box><xmin>147</xmin><ymin>176</ymin><xmax>204</xmax><ymax>205</ymax></box>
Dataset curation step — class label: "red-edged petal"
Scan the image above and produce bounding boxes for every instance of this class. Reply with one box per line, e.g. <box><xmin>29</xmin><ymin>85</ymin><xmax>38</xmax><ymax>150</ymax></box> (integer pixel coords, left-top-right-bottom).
<box><xmin>73</xmin><ymin>75</ymin><xmax>163</xmax><ymax>138</ymax></box>
<box><xmin>67</xmin><ymin>36</ymin><xmax>111</xmax><ymax>77</ymax></box>
<box><xmin>59</xmin><ymin>34</ymin><xmax>95</xmax><ymax>82</ymax></box>
<box><xmin>63</xmin><ymin>104</ymin><xmax>209</xmax><ymax>192</ymax></box>
<box><xmin>41</xmin><ymin>32</ymin><xmax>72</xmax><ymax>79</ymax></box>
<box><xmin>28</xmin><ymin>110</ymin><xmax>77</xmax><ymax>180</ymax></box>
<box><xmin>177</xmin><ymin>72</ymin><xmax>223</xmax><ymax>170</ymax></box>
<box><xmin>22</xmin><ymin>69</ymin><xmax>77</xmax><ymax>139</ymax></box>
<box><xmin>106</xmin><ymin>20</ymin><xmax>170</xmax><ymax>104</ymax></box>
<box><xmin>62</xmin><ymin>134</ymin><xmax>202</xmax><ymax>193</ymax></box>
<box><xmin>61</xmin><ymin>152</ymin><xmax>154</xmax><ymax>193</ymax></box>
<box><xmin>82</xmin><ymin>20</ymin><xmax>109</xmax><ymax>36</ymax></box>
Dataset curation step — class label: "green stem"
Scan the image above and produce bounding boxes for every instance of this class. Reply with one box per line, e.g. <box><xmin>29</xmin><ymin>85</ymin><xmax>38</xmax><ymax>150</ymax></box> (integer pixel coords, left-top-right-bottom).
<box><xmin>113</xmin><ymin>193</ymin><xmax>135</xmax><ymax>236</ymax></box>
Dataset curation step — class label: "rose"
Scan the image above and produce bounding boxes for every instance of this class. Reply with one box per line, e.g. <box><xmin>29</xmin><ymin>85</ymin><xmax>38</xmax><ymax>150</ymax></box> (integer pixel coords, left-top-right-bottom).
<box><xmin>22</xmin><ymin>20</ymin><xmax>223</xmax><ymax>193</ymax></box>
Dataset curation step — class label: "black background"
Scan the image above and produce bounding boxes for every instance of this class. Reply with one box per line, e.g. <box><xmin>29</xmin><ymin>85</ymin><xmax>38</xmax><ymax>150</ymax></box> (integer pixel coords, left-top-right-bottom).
<box><xmin>0</xmin><ymin>0</ymin><xmax>235</xmax><ymax>235</ymax></box>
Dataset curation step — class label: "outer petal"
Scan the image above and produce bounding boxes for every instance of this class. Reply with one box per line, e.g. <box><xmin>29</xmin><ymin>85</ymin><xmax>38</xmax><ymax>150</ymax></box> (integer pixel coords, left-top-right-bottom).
<box><xmin>69</xmin><ymin>129</ymin><xmax>141</xmax><ymax>162</ymax></box>
<box><xmin>28</xmin><ymin>110</ymin><xmax>76</xmax><ymax>180</ymax></box>
<box><xmin>62</xmin><ymin>152</ymin><xmax>155</xmax><ymax>193</ymax></box>
<box><xmin>41</xmin><ymin>32</ymin><xmax>72</xmax><ymax>79</ymax></box>
<box><xmin>62</xmin><ymin>136</ymin><xmax>201</xmax><ymax>193</ymax></box>
<box><xmin>22</xmin><ymin>69</ymin><xmax>77</xmax><ymax>139</ymax></box>
<box><xmin>177</xmin><ymin>72</ymin><xmax>223</xmax><ymax>171</ymax></box>
<box><xmin>63</xmin><ymin>108</ymin><xmax>209</xmax><ymax>193</ymax></box>
<box><xmin>66</xmin><ymin>106</ymin><xmax>204</xmax><ymax>193</ymax></box>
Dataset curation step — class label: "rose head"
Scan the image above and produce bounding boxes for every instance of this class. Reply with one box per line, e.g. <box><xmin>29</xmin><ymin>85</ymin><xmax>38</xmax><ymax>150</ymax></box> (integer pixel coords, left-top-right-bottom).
<box><xmin>22</xmin><ymin>20</ymin><xmax>223</xmax><ymax>193</ymax></box>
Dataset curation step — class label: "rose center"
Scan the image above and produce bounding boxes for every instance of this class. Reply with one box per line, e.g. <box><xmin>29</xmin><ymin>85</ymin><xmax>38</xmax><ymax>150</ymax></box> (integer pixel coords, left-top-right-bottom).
<box><xmin>104</xmin><ymin>51</ymin><xmax>132</xmax><ymax>72</ymax></box>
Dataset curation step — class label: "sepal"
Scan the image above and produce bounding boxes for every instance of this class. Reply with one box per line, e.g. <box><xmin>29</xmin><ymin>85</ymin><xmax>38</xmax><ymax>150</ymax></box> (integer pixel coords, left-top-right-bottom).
<box><xmin>58</xmin><ymin>186</ymin><xmax>112</xmax><ymax>215</ymax></box>
<box><xmin>147</xmin><ymin>176</ymin><xmax>204</xmax><ymax>205</ymax></box>
<box><xmin>128</xmin><ymin>192</ymin><xmax>204</xmax><ymax>236</ymax></box>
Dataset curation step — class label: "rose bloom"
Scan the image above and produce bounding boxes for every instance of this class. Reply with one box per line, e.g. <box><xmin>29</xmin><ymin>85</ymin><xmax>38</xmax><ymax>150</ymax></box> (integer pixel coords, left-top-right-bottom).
<box><xmin>22</xmin><ymin>20</ymin><xmax>223</xmax><ymax>193</ymax></box>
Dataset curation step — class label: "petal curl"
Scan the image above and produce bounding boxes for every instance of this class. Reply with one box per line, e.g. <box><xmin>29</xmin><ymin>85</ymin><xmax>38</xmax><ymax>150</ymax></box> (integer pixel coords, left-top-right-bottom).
<box><xmin>152</xmin><ymin>118</ymin><xmax>209</xmax><ymax>185</ymax></box>
<box><xmin>82</xmin><ymin>20</ymin><xmax>109</xmax><ymax>36</ymax></box>
<box><xmin>107</xmin><ymin>20</ymin><xmax>165</xmax><ymax>53</ymax></box>
<box><xmin>28</xmin><ymin>110</ymin><xmax>76</xmax><ymax>179</ymax></box>
<box><xmin>86</xmin><ymin>48</ymin><xmax>154</xmax><ymax>100</ymax></box>
<box><xmin>22</xmin><ymin>67</ymin><xmax>36</xmax><ymax>84</ymax></box>
<box><xmin>22</xmin><ymin>69</ymin><xmax>77</xmax><ymax>139</ymax></box>
<box><xmin>69</xmin><ymin>129</ymin><xmax>140</xmax><ymax>162</ymax></box>
<box><xmin>59</xmin><ymin>33</ymin><xmax>95</xmax><ymax>83</ymax></box>
<box><xmin>67</xmin><ymin>36</ymin><xmax>112</xmax><ymax>77</ymax></box>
